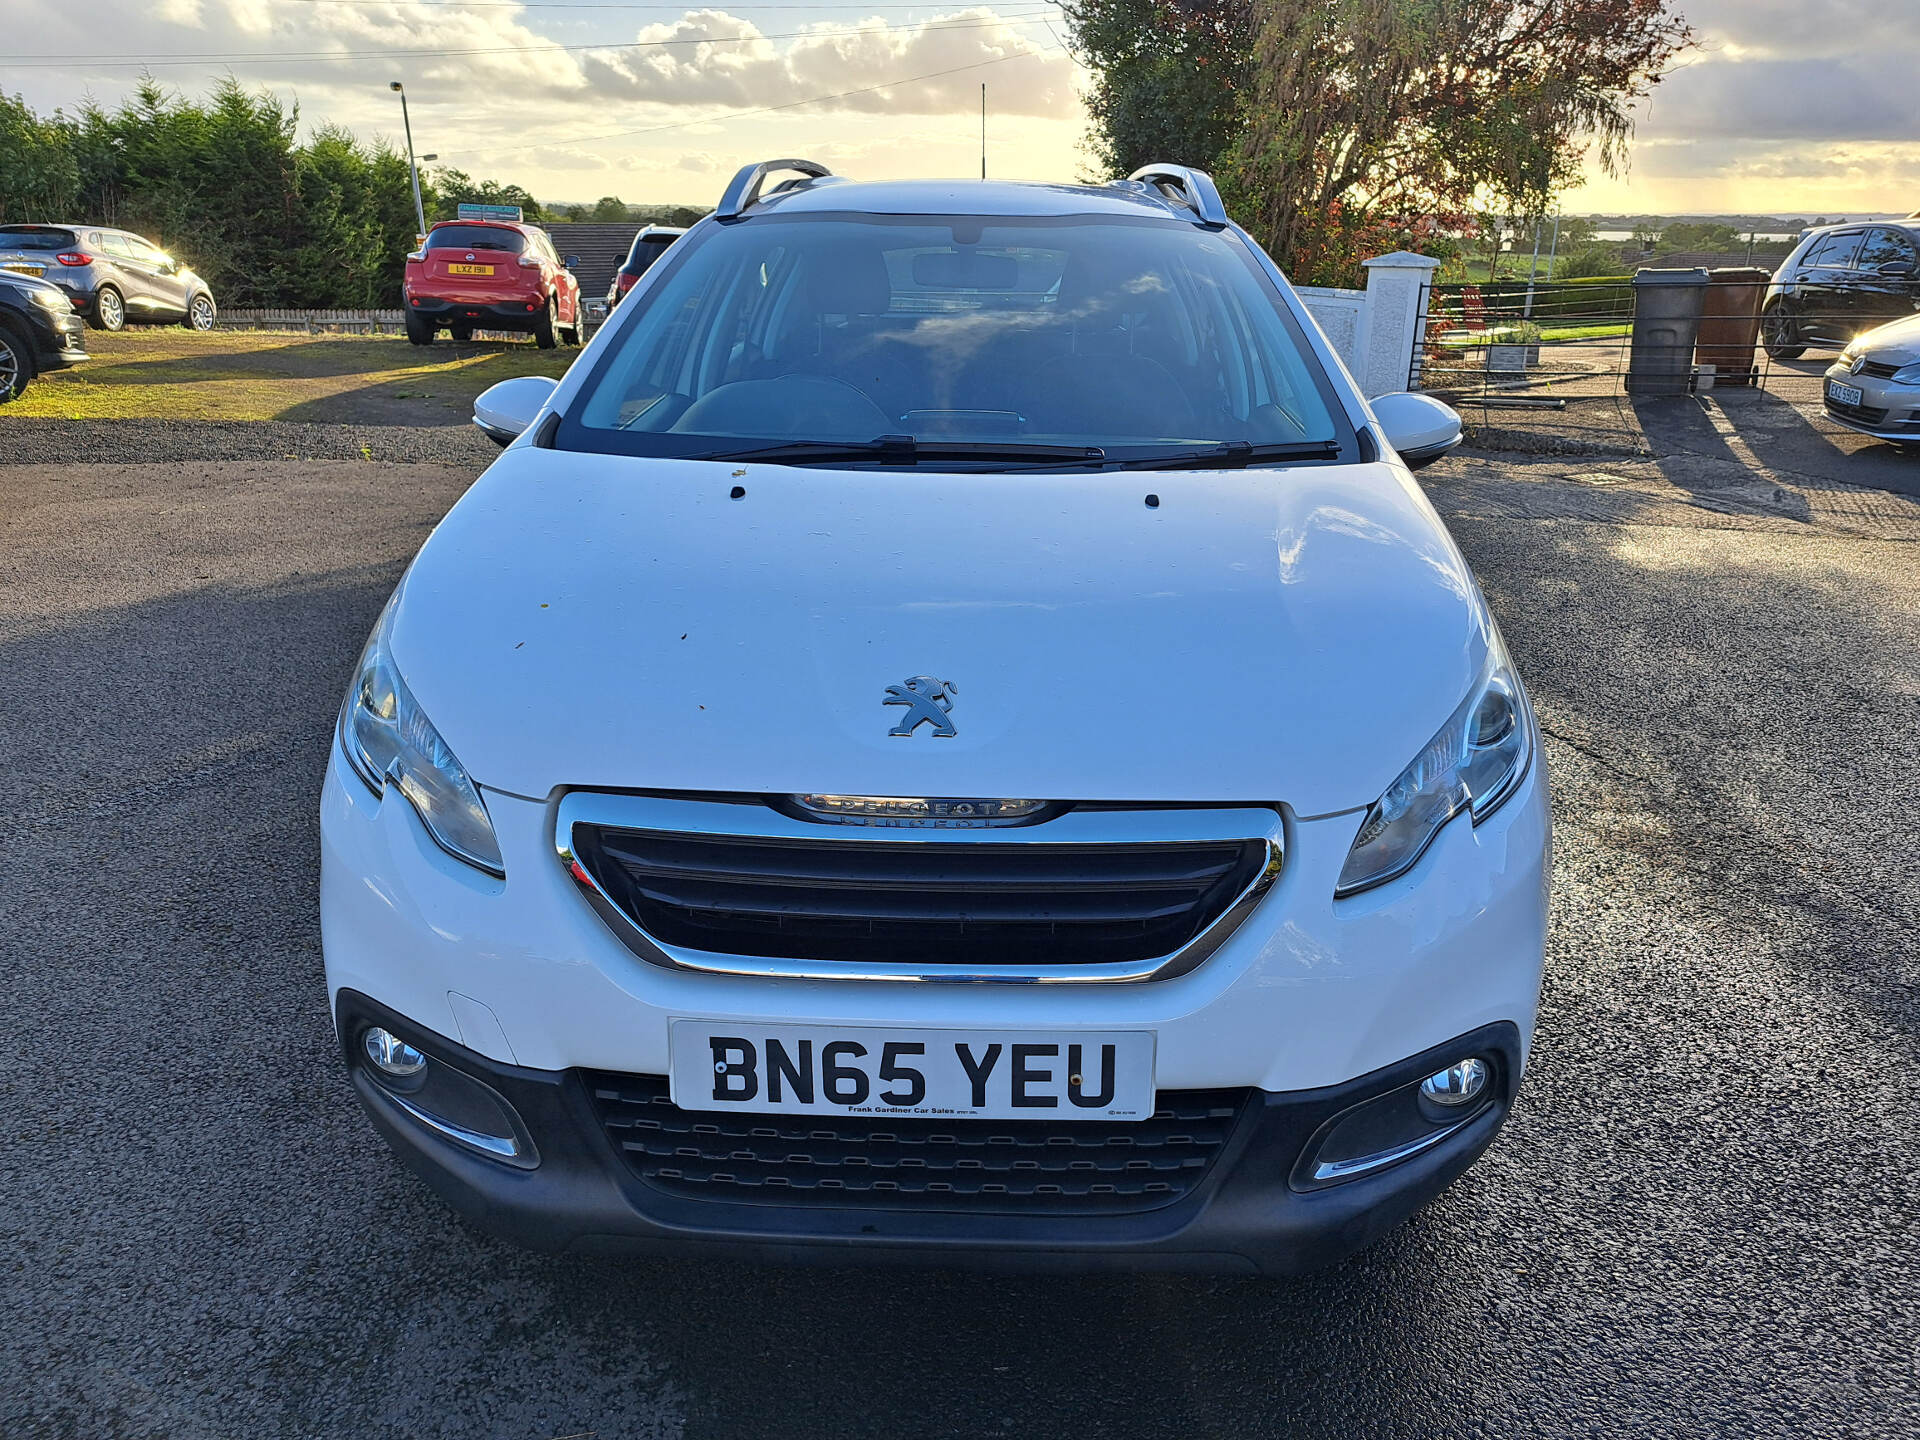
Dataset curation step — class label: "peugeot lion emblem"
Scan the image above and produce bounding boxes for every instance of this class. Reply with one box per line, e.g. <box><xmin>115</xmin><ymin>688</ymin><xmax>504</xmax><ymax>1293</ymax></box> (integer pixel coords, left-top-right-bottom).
<box><xmin>883</xmin><ymin>675</ymin><xmax>958</xmax><ymax>737</ymax></box>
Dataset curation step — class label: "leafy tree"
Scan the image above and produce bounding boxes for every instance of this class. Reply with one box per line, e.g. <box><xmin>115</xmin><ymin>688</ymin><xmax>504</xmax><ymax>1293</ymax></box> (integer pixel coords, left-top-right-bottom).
<box><xmin>1067</xmin><ymin>0</ymin><xmax>1693</xmax><ymax>286</ymax></box>
<box><xmin>424</xmin><ymin>166</ymin><xmax>545</xmax><ymax>222</ymax></box>
<box><xmin>1219</xmin><ymin>0</ymin><xmax>1693</xmax><ymax>285</ymax></box>
<box><xmin>1654</xmin><ymin>220</ymin><xmax>1741</xmax><ymax>253</ymax></box>
<box><xmin>0</xmin><ymin>81</ymin><xmax>704</xmax><ymax>305</ymax></box>
<box><xmin>1556</xmin><ymin>214</ymin><xmax>1598</xmax><ymax>248</ymax></box>
<box><xmin>0</xmin><ymin>92</ymin><xmax>80</xmax><ymax>222</ymax></box>
<box><xmin>1060</xmin><ymin>0</ymin><xmax>1252</xmax><ymax>178</ymax></box>
<box><xmin>1556</xmin><ymin>246</ymin><xmax>1626</xmax><ymax>279</ymax></box>
<box><xmin>589</xmin><ymin>195</ymin><xmax>630</xmax><ymax>222</ymax></box>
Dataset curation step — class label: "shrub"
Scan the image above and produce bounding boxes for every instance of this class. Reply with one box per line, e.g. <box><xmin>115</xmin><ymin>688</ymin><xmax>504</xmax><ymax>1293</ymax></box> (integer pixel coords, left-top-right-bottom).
<box><xmin>1555</xmin><ymin>246</ymin><xmax>1626</xmax><ymax>280</ymax></box>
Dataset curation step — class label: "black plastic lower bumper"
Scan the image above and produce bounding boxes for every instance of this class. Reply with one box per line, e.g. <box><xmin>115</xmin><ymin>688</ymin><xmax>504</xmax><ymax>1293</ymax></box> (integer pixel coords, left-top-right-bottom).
<box><xmin>336</xmin><ymin>990</ymin><xmax>1520</xmax><ymax>1276</ymax></box>
<box><xmin>407</xmin><ymin>297</ymin><xmax>547</xmax><ymax>332</ymax></box>
<box><xmin>20</xmin><ymin>304</ymin><xmax>88</xmax><ymax>369</ymax></box>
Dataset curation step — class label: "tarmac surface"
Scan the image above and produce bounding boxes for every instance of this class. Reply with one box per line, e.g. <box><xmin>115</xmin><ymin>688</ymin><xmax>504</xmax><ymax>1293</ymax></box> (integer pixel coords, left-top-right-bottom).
<box><xmin>2</xmin><ymin>438</ymin><xmax>1917</xmax><ymax>1439</ymax></box>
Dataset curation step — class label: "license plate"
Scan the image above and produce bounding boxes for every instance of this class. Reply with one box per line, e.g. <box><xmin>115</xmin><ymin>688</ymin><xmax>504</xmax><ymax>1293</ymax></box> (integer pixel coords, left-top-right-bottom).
<box><xmin>669</xmin><ymin>1021</ymin><xmax>1156</xmax><ymax>1121</ymax></box>
<box><xmin>1</xmin><ymin>262</ymin><xmax>43</xmax><ymax>277</ymax></box>
<box><xmin>1829</xmin><ymin>380</ymin><xmax>1864</xmax><ymax>407</ymax></box>
<box><xmin>447</xmin><ymin>263</ymin><xmax>493</xmax><ymax>276</ymax></box>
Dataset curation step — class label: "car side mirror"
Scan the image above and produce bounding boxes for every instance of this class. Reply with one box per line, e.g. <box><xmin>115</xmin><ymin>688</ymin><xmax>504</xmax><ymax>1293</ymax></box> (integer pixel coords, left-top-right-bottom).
<box><xmin>1371</xmin><ymin>391</ymin><xmax>1463</xmax><ymax>470</ymax></box>
<box><xmin>473</xmin><ymin>375</ymin><xmax>558</xmax><ymax>447</ymax></box>
<box><xmin>563</xmin><ymin>254</ymin><xmax>581</xmax><ymax>270</ymax></box>
<box><xmin>1879</xmin><ymin>261</ymin><xmax>1916</xmax><ymax>277</ymax></box>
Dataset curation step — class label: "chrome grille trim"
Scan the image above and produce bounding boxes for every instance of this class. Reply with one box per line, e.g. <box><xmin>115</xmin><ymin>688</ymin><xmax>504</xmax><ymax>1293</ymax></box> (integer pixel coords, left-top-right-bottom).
<box><xmin>555</xmin><ymin>793</ymin><xmax>1283</xmax><ymax>984</ymax></box>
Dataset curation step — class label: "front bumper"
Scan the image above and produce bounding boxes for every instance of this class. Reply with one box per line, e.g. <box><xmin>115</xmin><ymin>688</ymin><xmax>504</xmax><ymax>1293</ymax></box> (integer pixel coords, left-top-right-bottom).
<box><xmin>321</xmin><ymin>743</ymin><xmax>1549</xmax><ymax>1271</ymax></box>
<box><xmin>1822</xmin><ymin>362</ymin><xmax>1920</xmax><ymax>441</ymax></box>
<box><xmin>24</xmin><ymin>304</ymin><xmax>88</xmax><ymax>368</ymax></box>
<box><xmin>339</xmin><ymin>987</ymin><xmax>1521</xmax><ymax>1275</ymax></box>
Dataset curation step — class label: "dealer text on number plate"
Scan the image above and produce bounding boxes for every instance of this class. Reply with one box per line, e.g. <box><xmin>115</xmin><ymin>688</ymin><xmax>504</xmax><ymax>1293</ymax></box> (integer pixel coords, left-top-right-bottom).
<box><xmin>668</xmin><ymin>1021</ymin><xmax>1156</xmax><ymax>1122</ymax></box>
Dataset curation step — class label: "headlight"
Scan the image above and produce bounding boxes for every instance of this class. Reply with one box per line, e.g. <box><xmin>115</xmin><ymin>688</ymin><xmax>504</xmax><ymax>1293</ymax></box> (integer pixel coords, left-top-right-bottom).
<box><xmin>338</xmin><ymin>591</ymin><xmax>504</xmax><ymax>875</ymax></box>
<box><xmin>1892</xmin><ymin>361</ymin><xmax>1920</xmax><ymax>385</ymax></box>
<box><xmin>1336</xmin><ymin>631</ymin><xmax>1533</xmax><ymax>897</ymax></box>
<box><xmin>27</xmin><ymin>287</ymin><xmax>68</xmax><ymax>310</ymax></box>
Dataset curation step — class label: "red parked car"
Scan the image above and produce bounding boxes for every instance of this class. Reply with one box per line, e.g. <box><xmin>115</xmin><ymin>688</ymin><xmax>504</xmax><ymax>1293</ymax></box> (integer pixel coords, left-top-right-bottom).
<box><xmin>403</xmin><ymin>220</ymin><xmax>582</xmax><ymax>348</ymax></box>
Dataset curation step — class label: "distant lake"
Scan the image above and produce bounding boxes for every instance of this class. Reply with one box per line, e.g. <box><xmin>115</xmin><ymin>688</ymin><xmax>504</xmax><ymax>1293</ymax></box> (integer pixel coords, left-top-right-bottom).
<box><xmin>1591</xmin><ymin>230</ymin><xmax>1798</xmax><ymax>243</ymax></box>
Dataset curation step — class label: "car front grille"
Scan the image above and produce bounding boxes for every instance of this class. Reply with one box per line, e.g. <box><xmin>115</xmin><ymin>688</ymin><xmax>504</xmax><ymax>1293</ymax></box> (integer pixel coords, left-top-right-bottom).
<box><xmin>584</xmin><ymin>1072</ymin><xmax>1252</xmax><ymax>1215</ymax></box>
<box><xmin>1856</xmin><ymin>360</ymin><xmax>1904</xmax><ymax>380</ymax></box>
<box><xmin>568</xmin><ymin>821</ymin><xmax>1272</xmax><ymax>972</ymax></box>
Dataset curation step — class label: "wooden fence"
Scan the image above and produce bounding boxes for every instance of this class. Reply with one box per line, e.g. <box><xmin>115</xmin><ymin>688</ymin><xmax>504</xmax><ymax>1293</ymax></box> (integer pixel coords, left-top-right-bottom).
<box><xmin>215</xmin><ymin>306</ymin><xmax>606</xmax><ymax>342</ymax></box>
<box><xmin>217</xmin><ymin>307</ymin><xmax>408</xmax><ymax>333</ymax></box>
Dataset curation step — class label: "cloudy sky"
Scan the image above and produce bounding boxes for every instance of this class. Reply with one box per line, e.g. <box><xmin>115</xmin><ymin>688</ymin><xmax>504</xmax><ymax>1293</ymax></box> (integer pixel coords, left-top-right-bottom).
<box><xmin>1</xmin><ymin>0</ymin><xmax>1914</xmax><ymax>216</ymax></box>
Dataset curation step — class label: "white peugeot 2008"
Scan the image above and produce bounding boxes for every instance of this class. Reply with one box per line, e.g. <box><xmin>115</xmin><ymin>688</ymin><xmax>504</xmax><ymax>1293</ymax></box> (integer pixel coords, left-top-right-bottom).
<box><xmin>322</xmin><ymin>161</ymin><xmax>1549</xmax><ymax>1275</ymax></box>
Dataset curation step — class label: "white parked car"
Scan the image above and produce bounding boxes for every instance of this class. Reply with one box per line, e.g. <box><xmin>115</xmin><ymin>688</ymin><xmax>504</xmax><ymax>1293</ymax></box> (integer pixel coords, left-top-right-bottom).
<box><xmin>323</xmin><ymin>160</ymin><xmax>1548</xmax><ymax>1275</ymax></box>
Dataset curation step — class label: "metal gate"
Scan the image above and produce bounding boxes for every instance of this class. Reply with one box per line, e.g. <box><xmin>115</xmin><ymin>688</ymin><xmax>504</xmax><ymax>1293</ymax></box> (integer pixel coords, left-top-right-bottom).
<box><xmin>1412</xmin><ymin>276</ymin><xmax>1893</xmax><ymax>448</ymax></box>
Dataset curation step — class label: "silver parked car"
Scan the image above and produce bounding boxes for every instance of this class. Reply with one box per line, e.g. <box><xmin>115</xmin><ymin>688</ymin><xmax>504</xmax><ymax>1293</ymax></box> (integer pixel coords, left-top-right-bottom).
<box><xmin>1823</xmin><ymin>313</ymin><xmax>1920</xmax><ymax>447</ymax></box>
<box><xmin>0</xmin><ymin>224</ymin><xmax>217</xmax><ymax>332</ymax></box>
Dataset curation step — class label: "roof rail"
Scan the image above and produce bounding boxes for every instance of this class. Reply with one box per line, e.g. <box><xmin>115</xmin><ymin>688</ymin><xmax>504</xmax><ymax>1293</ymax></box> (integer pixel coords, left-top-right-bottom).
<box><xmin>1125</xmin><ymin>164</ymin><xmax>1229</xmax><ymax>227</ymax></box>
<box><xmin>716</xmin><ymin>159</ymin><xmax>834</xmax><ymax>221</ymax></box>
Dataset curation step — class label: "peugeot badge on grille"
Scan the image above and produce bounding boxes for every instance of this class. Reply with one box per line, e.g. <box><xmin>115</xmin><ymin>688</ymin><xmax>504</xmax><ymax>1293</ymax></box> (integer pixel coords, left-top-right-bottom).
<box><xmin>883</xmin><ymin>675</ymin><xmax>958</xmax><ymax>737</ymax></box>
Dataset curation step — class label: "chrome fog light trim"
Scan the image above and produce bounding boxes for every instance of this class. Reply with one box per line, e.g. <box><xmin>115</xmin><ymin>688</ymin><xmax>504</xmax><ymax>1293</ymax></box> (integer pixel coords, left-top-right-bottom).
<box><xmin>364</xmin><ymin>1026</ymin><xmax>427</xmax><ymax>1078</ymax></box>
<box><xmin>1419</xmin><ymin>1057</ymin><xmax>1489</xmax><ymax>1107</ymax></box>
<box><xmin>387</xmin><ymin>1092</ymin><xmax>525</xmax><ymax>1160</ymax></box>
<box><xmin>1311</xmin><ymin>1122</ymin><xmax>1466</xmax><ymax>1182</ymax></box>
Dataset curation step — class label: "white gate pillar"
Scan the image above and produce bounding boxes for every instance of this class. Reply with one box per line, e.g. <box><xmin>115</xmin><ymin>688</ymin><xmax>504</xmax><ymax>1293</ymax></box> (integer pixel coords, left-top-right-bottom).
<box><xmin>1357</xmin><ymin>252</ymin><xmax>1443</xmax><ymax>396</ymax></box>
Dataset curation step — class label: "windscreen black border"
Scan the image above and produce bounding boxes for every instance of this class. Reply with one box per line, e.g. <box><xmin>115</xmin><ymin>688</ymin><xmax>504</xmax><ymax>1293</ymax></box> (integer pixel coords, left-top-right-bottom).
<box><xmin>552</xmin><ymin>210</ymin><xmax>1362</xmax><ymax>469</ymax></box>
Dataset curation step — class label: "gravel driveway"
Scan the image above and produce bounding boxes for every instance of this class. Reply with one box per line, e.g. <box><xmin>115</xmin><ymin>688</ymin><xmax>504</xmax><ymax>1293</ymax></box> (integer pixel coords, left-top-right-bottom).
<box><xmin>3</xmin><ymin>438</ymin><xmax>1917</xmax><ymax>1439</ymax></box>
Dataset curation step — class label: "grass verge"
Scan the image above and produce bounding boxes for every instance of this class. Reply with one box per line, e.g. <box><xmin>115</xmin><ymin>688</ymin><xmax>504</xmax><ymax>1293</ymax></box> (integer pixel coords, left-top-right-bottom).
<box><xmin>5</xmin><ymin>327</ymin><xmax>578</xmax><ymax>423</ymax></box>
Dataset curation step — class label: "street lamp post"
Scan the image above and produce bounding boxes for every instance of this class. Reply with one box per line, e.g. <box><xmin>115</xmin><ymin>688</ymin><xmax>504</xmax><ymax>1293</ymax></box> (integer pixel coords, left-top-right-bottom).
<box><xmin>390</xmin><ymin>81</ymin><xmax>427</xmax><ymax>240</ymax></box>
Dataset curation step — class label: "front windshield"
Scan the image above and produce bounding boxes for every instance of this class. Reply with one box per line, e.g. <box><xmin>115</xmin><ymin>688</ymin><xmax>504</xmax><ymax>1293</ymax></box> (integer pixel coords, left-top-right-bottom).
<box><xmin>564</xmin><ymin>212</ymin><xmax>1350</xmax><ymax>465</ymax></box>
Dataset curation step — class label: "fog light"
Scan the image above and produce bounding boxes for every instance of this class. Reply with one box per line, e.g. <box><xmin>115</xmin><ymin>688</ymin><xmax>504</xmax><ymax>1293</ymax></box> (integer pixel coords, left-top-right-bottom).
<box><xmin>364</xmin><ymin>1026</ymin><xmax>427</xmax><ymax>1078</ymax></box>
<box><xmin>1419</xmin><ymin>1058</ymin><xmax>1488</xmax><ymax>1107</ymax></box>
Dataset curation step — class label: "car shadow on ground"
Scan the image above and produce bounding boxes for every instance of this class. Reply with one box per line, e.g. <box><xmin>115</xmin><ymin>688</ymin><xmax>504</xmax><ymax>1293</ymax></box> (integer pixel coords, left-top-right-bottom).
<box><xmin>1629</xmin><ymin>383</ymin><xmax>1920</xmax><ymax>507</ymax></box>
<box><xmin>77</xmin><ymin>334</ymin><xmax>546</xmax><ymax>381</ymax></box>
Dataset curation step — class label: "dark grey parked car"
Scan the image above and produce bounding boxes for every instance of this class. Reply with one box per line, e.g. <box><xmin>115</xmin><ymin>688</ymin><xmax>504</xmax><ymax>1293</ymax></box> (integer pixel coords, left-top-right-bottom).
<box><xmin>0</xmin><ymin>266</ymin><xmax>90</xmax><ymax>400</ymax></box>
<box><xmin>1763</xmin><ymin>220</ymin><xmax>1920</xmax><ymax>359</ymax></box>
<box><xmin>0</xmin><ymin>224</ymin><xmax>217</xmax><ymax>333</ymax></box>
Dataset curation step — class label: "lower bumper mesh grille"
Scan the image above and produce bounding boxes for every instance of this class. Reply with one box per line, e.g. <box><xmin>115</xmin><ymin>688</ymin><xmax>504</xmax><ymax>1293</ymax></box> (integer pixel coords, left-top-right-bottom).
<box><xmin>585</xmin><ymin>1072</ymin><xmax>1252</xmax><ymax>1215</ymax></box>
<box><xmin>1827</xmin><ymin>396</ymin><xmax>1892</xmax><ymax>426</ymax></box>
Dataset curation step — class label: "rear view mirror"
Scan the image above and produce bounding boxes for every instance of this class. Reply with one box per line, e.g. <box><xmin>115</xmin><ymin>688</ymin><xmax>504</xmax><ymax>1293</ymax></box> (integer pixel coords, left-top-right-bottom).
<box><xmin>912</xmin><ymin>251</ymin><xmax>1017</xmax><ymax>290</ymax></box>
<box><xmin>1371</xmin><ymin>391</ymin><xmax>1463</xmax><ymax>470</ymax></box>
<box><xmin>563</xmin><ymin>254</ymin><xmax>581</xmax><ymax>270</ymax></box>
<box><xmin>473</xmin><ymin>375</ymin><xmax>558</xmax><ymax>447</ymax></box>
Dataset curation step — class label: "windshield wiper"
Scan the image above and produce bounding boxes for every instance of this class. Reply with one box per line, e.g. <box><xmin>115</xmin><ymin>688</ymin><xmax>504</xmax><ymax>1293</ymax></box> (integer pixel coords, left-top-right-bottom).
<box><xmin>690</xmin><ymin>436</ymin><xmax>1108</xmax><ymax>467</ymax></box>
<box><xmin>1115</xmin><ymin>440</ymin><xmax>1343</xmax><ymax>470</ymax></box>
